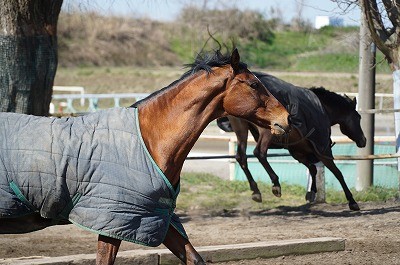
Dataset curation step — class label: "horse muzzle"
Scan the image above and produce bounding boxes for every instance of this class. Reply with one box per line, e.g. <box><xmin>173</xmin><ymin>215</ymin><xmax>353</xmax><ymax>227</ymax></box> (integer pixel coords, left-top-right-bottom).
<box><xmin>357</xmin><ymin>136</ymin><xmax>367</xmax><ymax>148</ymax></box>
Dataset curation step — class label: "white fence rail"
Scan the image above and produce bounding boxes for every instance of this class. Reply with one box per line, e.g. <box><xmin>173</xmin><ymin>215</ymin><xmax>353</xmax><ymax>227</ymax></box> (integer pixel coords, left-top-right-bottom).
<box><xmin>338</xmin><ymin>92</ymin><xmax>394</xmax><ymax>114</ymax></box>
<box><xmin>51</xmin><ymin>89</ymin><xmax>394</xmax><ymax>115</ymax></box>
<box><xmin>50</xmin><ymin>87</ymin><xmax>149</xmax><ymax>114</ymax></box>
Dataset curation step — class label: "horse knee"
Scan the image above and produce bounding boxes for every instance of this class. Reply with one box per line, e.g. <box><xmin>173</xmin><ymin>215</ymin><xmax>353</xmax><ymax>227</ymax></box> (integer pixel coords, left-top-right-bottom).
<box><xmin>235</xmin><ymin>154</ymin><xmax>247</xmax><ymax>168</ymax></box>
<box><xmin>253</xmin><ymin>148</ymin><xmax>260</xmax><ymax>157</ymax></box>
<box><xmin>253</xmin><ymin>148</ymin><xmax>266</xmax><ymax>160</ymax></box>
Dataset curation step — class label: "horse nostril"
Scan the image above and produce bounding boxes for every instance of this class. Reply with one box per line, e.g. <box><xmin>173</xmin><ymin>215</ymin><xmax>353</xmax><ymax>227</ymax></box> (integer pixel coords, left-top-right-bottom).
<box><xmin>361</xmin><ymin>137</ymin><xmax>367</xmax><ymax>147</ymax></box>
<box><xmin>357</xmin><ymin>136</ymin><xmax>367</xmax><ymax>148</ymax></box>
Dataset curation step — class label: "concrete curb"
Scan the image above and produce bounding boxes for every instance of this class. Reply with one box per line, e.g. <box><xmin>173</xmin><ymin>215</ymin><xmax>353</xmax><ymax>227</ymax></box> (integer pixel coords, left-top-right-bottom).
<box><xmin>0</xmin><ymin>237</ymin><xmax>345</xmax><ymax>265</ymax></box>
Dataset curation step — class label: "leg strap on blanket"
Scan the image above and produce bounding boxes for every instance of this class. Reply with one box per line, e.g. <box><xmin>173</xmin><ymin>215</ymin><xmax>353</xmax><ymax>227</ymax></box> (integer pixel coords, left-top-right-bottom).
<box><xmin>9</xmin><ymin>181</ymin><xmax>81</xmax><ymax>222</ymax></box>
<box><xmin>9</xmin><ymin>181</ymin><xmax>37</xmax><ymax>212</ymax></box>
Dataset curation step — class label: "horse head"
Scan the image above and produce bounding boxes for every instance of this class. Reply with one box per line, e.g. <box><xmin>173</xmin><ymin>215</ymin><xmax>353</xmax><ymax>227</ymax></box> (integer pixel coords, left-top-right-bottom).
<box><xmin>310</xmin><ymin>87</ymin><xmax>366</xmax><ymax>148</ymax></box>
<box><xmin>339</xmin><ymin>96</ymin><xmax>367</xmax><ymax>148</ymax></box>
<box><xmin>222</xmin><ymin>49</ymin><xmax>289</xmax><ymax>135</ymax></box>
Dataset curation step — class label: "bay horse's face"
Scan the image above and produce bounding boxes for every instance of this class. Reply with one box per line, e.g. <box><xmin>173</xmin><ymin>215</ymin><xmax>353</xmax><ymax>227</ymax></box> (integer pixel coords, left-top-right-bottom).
<box><xmin>223</xmin><ymin>49</ymin><xmax>289</xmax><ymax>135</ymax></box>
<box><xmin>339</xmin><ymin>97</ymin><xmax>367</xmax><ymax>147</ymax></box>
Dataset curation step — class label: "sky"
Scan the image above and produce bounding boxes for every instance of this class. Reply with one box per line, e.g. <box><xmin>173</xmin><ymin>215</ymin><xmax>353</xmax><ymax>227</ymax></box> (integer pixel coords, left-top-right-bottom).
<box><xmin>63</xmin><ymin>0</ymin><xmax>361</xmax><ymax>26</ymax></box>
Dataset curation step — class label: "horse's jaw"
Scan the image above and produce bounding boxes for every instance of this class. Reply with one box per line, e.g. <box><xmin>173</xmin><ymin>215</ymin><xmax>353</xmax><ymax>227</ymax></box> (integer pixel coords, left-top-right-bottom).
<box><xmin>270</xmin><ymin>123</ymin><xmax>288</xmax><ymax>135</ymax></box>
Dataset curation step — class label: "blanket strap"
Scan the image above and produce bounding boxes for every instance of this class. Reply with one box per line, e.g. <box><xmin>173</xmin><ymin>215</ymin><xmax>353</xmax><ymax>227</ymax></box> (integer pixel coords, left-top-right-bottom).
<box><xmin>273</xmin><ymin>127</ymin><xmax>316</xmax><ymax>147</ymax></box>
<box><xmin>9</xmin><ymin>181</ymin><xmax>37</xmax><ymax>212</ymax></box>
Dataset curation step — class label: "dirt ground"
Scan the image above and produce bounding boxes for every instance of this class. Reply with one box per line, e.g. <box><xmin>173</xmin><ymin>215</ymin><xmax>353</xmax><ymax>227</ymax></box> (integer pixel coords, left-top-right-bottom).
<box><xmin>1</xmin><ymin>200</ymin><xmax>399</xmax><ymax>264</ymax></box>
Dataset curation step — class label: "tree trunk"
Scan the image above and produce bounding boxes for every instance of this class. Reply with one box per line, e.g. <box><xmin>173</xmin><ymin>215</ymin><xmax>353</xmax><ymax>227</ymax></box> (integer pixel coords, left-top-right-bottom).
<box><xmin>0</xmin><ymin>0</ymin><xmax>63</xmax><ymax>115</ymax></box>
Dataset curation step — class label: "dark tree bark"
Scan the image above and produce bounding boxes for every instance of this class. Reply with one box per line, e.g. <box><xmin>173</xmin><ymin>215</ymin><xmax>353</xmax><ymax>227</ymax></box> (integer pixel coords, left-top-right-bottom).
<box><xmin>0</xmin><ymin>0</ymin><xmax>63</xmax><ymax>115</ymax></box>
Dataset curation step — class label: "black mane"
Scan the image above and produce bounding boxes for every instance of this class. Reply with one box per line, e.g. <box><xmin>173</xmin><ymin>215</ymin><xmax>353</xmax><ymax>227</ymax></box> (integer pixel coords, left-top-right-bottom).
<box><xmin>183</xmin><ymin>49</ymin><xmax>247</xmax><ymax>77</ymax></box>
<box><xmin>132</xmin><ymin>49</ymin><xmax>246</xmax><ymax>107</ymax></box>
<box><xmin>310</xmin><ymin>87</ymin><xmax>355</xmax><ymax>110</ymax></box>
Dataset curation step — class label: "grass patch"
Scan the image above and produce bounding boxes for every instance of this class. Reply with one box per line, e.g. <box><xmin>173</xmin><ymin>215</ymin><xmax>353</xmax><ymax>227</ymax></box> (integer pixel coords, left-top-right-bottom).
<box><xmin>327</xmin><ymin>186</ymin><xmax>399</xmax><ymax>204</ymax></box>
<box><xmin>54</xmin><ymin>66</ymin><xmax>183</xmax><ymax>94</ymax></box>
<box><xmin>291</xmin><ymin>53</ymin><xmax>359</xmax><ymax>73</ymax></box>
<box><xmin>237</xmin><ymin>29</ymin><xmax>341</xmax><ymax>69</ymax></box>
<box><xmin>178</xmin><ymin>172</ymin><xmax>399</xmax><ymax>212</ymax></box>
<box><xmin>178</xmin><ymin>172</ymin><xmax>307</xmax><ymax>212</ymax></box>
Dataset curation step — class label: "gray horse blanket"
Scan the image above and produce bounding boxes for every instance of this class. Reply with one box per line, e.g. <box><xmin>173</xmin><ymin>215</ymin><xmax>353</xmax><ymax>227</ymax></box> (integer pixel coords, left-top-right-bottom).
<box><xmin>0</xmin><ymin>107</ymin><xmax>187</xmax><ymax>247</ymax></box>
<box><xmin>254</xmin><ymin>72</ymin><xmax>333</xmax><ymax>158</ymax></box>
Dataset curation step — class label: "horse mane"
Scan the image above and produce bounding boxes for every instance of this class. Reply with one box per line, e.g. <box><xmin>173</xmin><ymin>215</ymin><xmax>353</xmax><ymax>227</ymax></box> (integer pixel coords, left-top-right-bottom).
<box><xmin>182</xmin><ymin>49</ymin><xmax>247</xmax><ymax>77</ymax></box>
<box><xmin>310</xmin><ymin>87</ymin><xmax>355</xmax><ymax>110</ymax></box>
<box><xmin>132</xmin><ymin>49</ymin><xmax>246</xmax><ymax>107</ymax></box>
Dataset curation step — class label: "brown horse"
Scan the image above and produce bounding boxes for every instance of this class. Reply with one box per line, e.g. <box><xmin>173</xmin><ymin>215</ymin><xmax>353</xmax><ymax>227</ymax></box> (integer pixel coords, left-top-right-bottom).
<box><xmin>0</xmin><ymin>49</ymin><xmax>289</xmax><ymax>264</ymax></box>
<box><xmin>218</xmin><ymin>72</ymin><xmax>366</xmax><ymax>212</ymax></box>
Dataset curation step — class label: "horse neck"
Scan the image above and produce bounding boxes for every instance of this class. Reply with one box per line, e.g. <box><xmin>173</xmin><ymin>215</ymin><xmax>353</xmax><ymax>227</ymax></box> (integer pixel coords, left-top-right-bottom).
<box><xmin>315</xmin><ymin>95</ymin><xmax>339</xmax><ymax>126</ymax></box>
<box><xmin>137</xmin><ymin>67</ymin><xmax>231</xmax><ymax>186</ymax></box>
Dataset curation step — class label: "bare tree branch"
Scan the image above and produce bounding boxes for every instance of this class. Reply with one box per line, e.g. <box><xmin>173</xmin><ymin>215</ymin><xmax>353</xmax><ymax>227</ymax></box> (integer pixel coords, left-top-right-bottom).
<box><xmin>382</xmin><ymin>0</ymin><xmax>400</xmax><ymax>29</ymax></box>
<box><xmin>366</xmin><ymin>0</ymin><xmax>390</xmax><ymax>40</ymax></box>
<box><xmin>361</xmin><ymin>0</ymin><xmax>392</xmax><ymax>60</ymax></box>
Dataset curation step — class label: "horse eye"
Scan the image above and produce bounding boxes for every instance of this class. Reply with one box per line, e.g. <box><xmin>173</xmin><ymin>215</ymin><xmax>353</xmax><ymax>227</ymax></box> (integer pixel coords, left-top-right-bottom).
<box><xmin>250</xmin><ymin>82</ymin><xmax>259</xmax><ymax>89</ymax></box>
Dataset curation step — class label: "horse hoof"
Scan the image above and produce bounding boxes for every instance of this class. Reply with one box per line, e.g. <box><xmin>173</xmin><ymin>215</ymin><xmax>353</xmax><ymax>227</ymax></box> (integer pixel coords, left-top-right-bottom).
<box><xmin>349</xmin><ymin>202</ymin><xmax>360</xmax><ymax>211</ymax></box>
<box><xmin>252</xmin><ymin>193</ymin><xmax>262</xmax><ymax>203</ymax></box>
<box><xmin>272</xmin><ymin>186</ymin><xmax>282</xmax><ymax>198</ymax></box>
<box><xmin>305</xmin><ymin>192</ymin><xmax>316</xmax><ymax>203</ymax></box>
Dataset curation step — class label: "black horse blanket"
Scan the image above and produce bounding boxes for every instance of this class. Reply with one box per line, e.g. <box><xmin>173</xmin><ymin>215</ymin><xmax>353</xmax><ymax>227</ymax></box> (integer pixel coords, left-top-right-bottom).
<box><xmin>0</xmin><ymin>107</ymin><xmax>186</xmax><ymax>247</ymax></box>
<box><xmin>254</xmin><ymin>72</ymin><xmax>332</xmax><ymax>158</ymax></box>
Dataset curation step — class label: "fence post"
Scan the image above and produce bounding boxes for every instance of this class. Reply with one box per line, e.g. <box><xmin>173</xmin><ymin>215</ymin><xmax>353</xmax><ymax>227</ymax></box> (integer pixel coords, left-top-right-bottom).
<box><xmin>394</xmin><ymin>70</ymin><xmax>400</xmax><ymax>172</ymax></box>
<box><xmin>356</xmin><ymin>9</ymin><xmax>375</xmax><ymax>190</ymax></box>
<box><xmin>229</xmin><ymin>137</ymin><xmax>236</xmax><ymax>181</ymax></box>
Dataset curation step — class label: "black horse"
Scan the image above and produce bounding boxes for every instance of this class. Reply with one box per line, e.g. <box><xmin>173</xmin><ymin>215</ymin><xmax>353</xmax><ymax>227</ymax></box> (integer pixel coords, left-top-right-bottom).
<box><xmin>218</xmin><ymin>72</ymin><xmax>366</xmax><ymax>211</ymax></box>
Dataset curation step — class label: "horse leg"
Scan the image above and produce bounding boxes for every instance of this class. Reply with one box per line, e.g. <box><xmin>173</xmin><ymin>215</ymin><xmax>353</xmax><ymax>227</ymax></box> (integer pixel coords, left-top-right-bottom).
<box><xmin>230</xmin><ymin>119</ymin><xmax>262</xmax><ymax>202</ymax></box>
<box><xmin>319</xmin><ymin>157</ymin><xmax>360</xmax><ymax>211</ymax></box>
<box><xmin>253</xmin><ymin>128</ymin><xmax>281</xmax><ymax>197</ymax></box>
<box><xmin>163</xmin><ymin>225</ymin><xmax>205</xmax><ymax>264</ymax></box>
<box><xmin>288</xmin><ymin>145</ymin><xmax>318</xmax><ymax>203</ymax></box>
<box><xmin>96</xmin><ymin>235</ymin><xmax>121</xmax><ymax>265</ymax></box>
<box><xmin>304</xmin><ymin>163</ymin><xmax>318</xmax><ymax>203</ymax></box>
<box><xmin>236</xmin><ymin>140</ymin><xmax>262</xmax><ymax>202</ymax></box>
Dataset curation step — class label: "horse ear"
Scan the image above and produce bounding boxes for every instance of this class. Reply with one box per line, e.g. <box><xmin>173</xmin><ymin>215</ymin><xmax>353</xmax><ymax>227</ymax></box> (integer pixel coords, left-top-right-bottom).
<box><xmin>352</xmin><ymin>97</ymin><xmax>357</xmax><ymax>107</ymax></box>
<box><xmin>344</xmin><ymin>94</ymin><xmax>357</xmax><ymax>107</ymax></box>
<box><xmin>231</xmin><ymin>48</ymin><xmax>240</xmax><ymax>73</ymax></box>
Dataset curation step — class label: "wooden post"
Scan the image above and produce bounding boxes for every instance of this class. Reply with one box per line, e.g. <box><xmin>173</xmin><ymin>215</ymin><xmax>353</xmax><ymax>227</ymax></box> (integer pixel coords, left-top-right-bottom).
<box><xmin>229</xmin><ymin>137</ymin><xmax>236</xmax><ymax>181</ymax></box>
<box><xmin>315</xmin><ymin>162</ymin><xmax>326</xmax><ymax>203</ymax></box>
